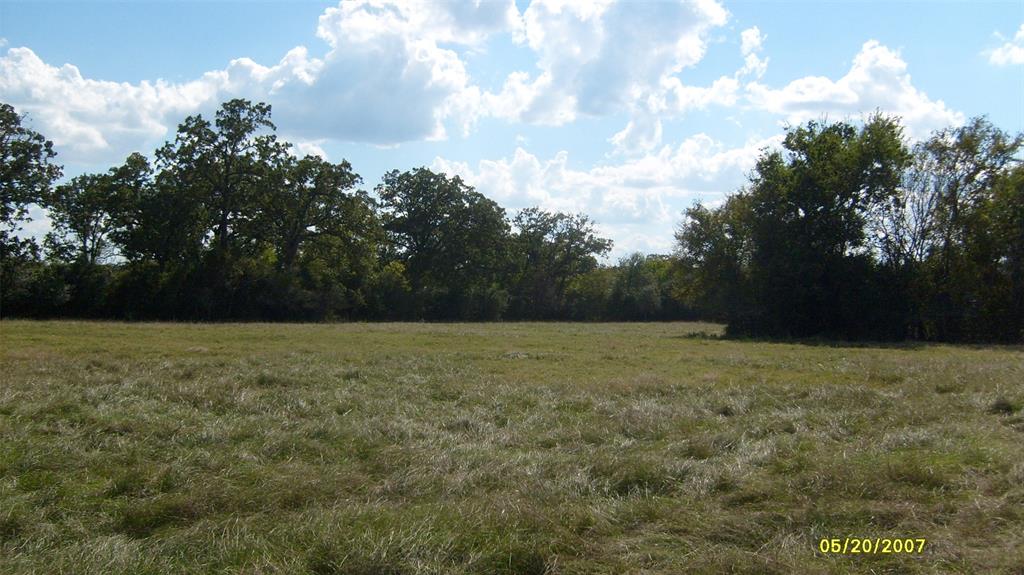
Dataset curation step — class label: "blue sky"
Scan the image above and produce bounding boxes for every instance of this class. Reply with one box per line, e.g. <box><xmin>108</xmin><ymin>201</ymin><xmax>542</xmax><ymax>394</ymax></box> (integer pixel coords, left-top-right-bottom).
<box><xmin>2</xmin><ymin>0</ymin><xmax>1022</xmax><ymax>257</ymax></box>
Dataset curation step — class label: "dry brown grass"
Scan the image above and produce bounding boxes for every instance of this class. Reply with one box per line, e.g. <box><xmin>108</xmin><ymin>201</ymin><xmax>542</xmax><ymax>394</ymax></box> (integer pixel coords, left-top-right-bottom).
<box><xmin>1</xmin><ymin>320</ymin><xmax>1022</xmax><ymax>573</ymax></box>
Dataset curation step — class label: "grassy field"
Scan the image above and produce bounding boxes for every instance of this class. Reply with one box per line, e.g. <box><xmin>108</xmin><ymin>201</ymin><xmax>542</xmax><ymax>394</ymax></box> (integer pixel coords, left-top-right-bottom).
<box><xmin>1</xmin><ymin>321</ymin><xmax>1022</xmax><ymax>574</ymax></box>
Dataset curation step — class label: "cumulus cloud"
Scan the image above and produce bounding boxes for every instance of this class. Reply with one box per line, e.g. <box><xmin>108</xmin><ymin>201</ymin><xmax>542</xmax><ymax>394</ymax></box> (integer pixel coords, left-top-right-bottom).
<box><xmin>1</xmin><ymin>0</ymin><xmax>745</xmax><ymax>162</ymax></box>
<box><xmin>316</xmin><ymin>0</ymin><xmax>521</xmax><ymax>48</ymax></box>
<box><xmin>738</xmin><ymin>26</ymin><xmax>768</xmax><ymax>78</ymax></box>
<box><xmin>609</xmin><ymin>114</ymin><xmax>665</xmax><ymax>154</ymax></box>
<box><xmin>0</xmin><ymin>1</ymin><xmax>521</xmax><ymax>162</ymax></box>
<box><xmin>291</xmin><ymin>140</ymin><xmax>329</xmax><ymax>160</ymax></box>
<box><xmin>298</xmin><ymin>0</ymin><xmax>523</xmax><ymax>141</ymax></box>
<box><xmin>0</xmin><ymin>47</ymin><xmax>222</xmax><ymax>161</ymax></box>
<box><xmin>741</xmin><ymin>26</ymin><xmax>763</xmax><ymax>56</ymax></box>
<box><xmin>746</xmin><ymin>40</ymin><xmax>963</xmax><ymax>138</ymax></box>
<box><xmin>433</xmin><ymin>133</ymin><xmax>781</xmax><ymax>256</ymax></box>
<box><xmin>607</xmin><ymin>73</ymin><xmax>744</xmax><ymax>155</ymax></box>
<box><xmin>0</xmin><ymin>1</ymin><xmax>983</xmax><ymax>258</ymax></box>
<box><xmin>483</xmin><ymin>0</ymin><xmax>730</xmax><ymax>133</ymax></box>
<box><xmin>988</xmin><ymin>24</ymin><xmax>1024</xmax><ymax>66</ymax></box>
<box><xmin>605</xmin><ymin>21</ymin><xmax>773</xmax><ymax>155</ymax></box>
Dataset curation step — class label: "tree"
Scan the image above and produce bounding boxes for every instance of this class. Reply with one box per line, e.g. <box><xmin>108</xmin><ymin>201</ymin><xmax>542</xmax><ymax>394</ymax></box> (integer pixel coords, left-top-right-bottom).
<box><xmin>745</xmin><ymin>115</ymin><xmax>910</xmax><ymax>338</ymax></box>
<box><xmin>988</xmin><ymin>164</ymin><xmax>1024</xmax><ymax>340</ymax></box>
<box><xmin>675</xmin><ymin>114</ymin><xmax>1023</xmax><ymax>341</ymax></box>
<box><xmin>509</xmin><ymin>207</ymin><xmax>612</xmax><ymax>318</ymax></box>
<box><xmin>565</xmin><ymin>267</ymin><xmax>615</xmax><ymax>320</ymax></box>
<box><xmin>674</xmin><ymin>195</ymin><xmax>754</xmax><ymax>322</ymax></box>
<box><xmin>138</xmin><ymin>100</ymin><xmax>289</xmax><ymax>318</ymax></box>
<box><xmin>377</xmin><ymin>167</ymin><xmax>512</xmax><ymax>319</ymax></box>
<box><xmin>38</xmin><ymin>172</ymin><xmax>123</xmax><ymax>316</ymax></box>
<box><xmin>676</xmin><ymin>115</ymin><xmax>912</xmax><ymax>338</ymax></box>
<box><xmin>255</xmin><ymin>154</ymin><xmax>367</xmax><ymax>272</ymax></box>
<box><xmin>1</xmin><ymin>102</ymin><xmax>63</xmax><ymax>316</ymax></box>
<box><xmin>869</xmin><ymin>149</ymin><xmax>940</xmax><ymax>270</ymax></box>
<box><xmin>364</xmin><ymin>260</ymin><xmax>413</xmax><ymax>320</ymax></box>
<box><xmin>155</xmin><ymin>99</ymin><xmax>281</xmax><ymax>256</ymax></box>
<box><xmin>609</xmin><ymin>253</ymin><xmax>663</xmax><ymax>320</ymax></box>
<box><xmin>108</xmin><ymin>151</ymin><xmax>214</xmax><ymax>274</ymax></box>
<box><xmin>1</xmin><ymin>102</ymin><xmax>61</xmax><ymax>234</ymax></box>
<box><xmin>924</xmin><ymin>117</ymin><xmax>1022</xmax><ymax>260</ymax></box>
<box><xmin>46</xmin><ymin>173</ymin><xmax>117</xmax><ymax>265</ymax></box>
<box><xmin>908</xmin><ymin>118</ymin><xmax>1023</xmax><ymax>340</ymax></box>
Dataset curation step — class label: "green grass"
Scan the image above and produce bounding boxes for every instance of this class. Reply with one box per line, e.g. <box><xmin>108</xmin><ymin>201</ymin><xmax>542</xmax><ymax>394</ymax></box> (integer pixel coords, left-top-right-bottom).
<box><xmin>1</xmin><ymin>321</ymin><xmax>1022</xmax><ymax>574</ymax></box>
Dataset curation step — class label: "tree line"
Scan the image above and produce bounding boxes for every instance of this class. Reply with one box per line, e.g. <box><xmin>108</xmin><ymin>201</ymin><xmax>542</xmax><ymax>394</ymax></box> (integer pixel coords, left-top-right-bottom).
<box><xmin>675</xmin><ymin>115</ymin><xmax>1023</xmax><ymax>342</ymax></box>
<box><xmin>2</xmin><ymin>100</ymin><xmax>1021</xmax><ymax>341</ymax></box>
<box><xmin>1</xmin><ymin>100</ymin><xmax>687</xmax><ymax>323</ymax></box>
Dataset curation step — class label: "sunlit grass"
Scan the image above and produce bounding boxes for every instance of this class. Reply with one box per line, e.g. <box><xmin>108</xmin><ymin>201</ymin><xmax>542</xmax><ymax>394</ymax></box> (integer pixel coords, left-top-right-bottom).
<box><xmin>1</xmin><ymin>321</ymin><xmax>1022</xmax><ymax>573</ymax></box>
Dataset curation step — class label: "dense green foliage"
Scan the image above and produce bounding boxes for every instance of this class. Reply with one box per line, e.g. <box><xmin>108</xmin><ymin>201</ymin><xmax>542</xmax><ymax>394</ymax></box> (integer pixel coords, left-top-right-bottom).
<box><xmin>676</xmin><ymin>115</ymin><xmax>1023</xmax><ymax>342</ymax></box>
<box><xmin>1</xmin><ymin>102</ymin><xmax>63</xmax><ymax>315</ymax></box>
<box><xmin>2</xmin><ymin>99</ymin><xmax>1020</xmax><ymax>340</ymax></box>
<box><xmin>3</xmin><ymin>99</ymin><xmax>685</xmax><ymax>321</ymax></box>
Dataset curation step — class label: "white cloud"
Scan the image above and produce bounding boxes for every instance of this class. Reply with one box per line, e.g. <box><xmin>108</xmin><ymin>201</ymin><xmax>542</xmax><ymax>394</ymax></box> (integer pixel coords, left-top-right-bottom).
<box><xmin>291</xmin><ymin>140</ymin><xmax>329</xmax><ymax>160</ymax></box>
<box><xmin>0</xmin><ymin>0</ymin><xmax>744</xmax><ymax>170</ymax></box>
<box><xmin>0</xmin><ymin>47</ymin><xmax>224</xmax><ymax>161</ymax></box>
<box><xmin>607</xmin><ymin>73</ymin><xmax>744</xmax><ymax>156</ymax></box>
<box><xmin>740</xmin><ymin>26</ymin><xmax>763</xmax><ymax>56</ymax></box>
<box><xmin>433</xmin><ymin>133</ymin><xmax>781</xmax><ymax>257</ymax></box>
<box><xmin>0</xmin><ymin>1</ymin><xmax>994</xmax><ymax>260</ymax></box>
<box><xmin>0</xmin><ymin>1</ymin><xmax>521</xmax><ymax>163</ymax></box>
<box><xmin>297</xmin><ymin>0</ymin><xmax>523</xmax><ymax>142</ymax></box>
<box><xmin>746</xmin><ymin>40</ymin><xmax>963</xmax><ymax>138</ymax></box>
<box><xmin>609</xmin><ymin>114</ymin><xmax>664</xmax><ymax>154</ymax></box>
<box><xmin>604</xmin><ymin>20</ymin><xmax>774</xmax><ymax>155</ymax></box>
<box><xmin>738</xmin><ymin>26</ymin><xmax>768</xmax><ymax>79</ymax></box>
<box><xmin>316</xmin><ymin>0</ymin><xmax>521</xmax><ymax>48</ymax></box>
<box><xmin>482</xmin><ymin>0</ymin><xmax>729</xmax><ymax>129</ymax></box>
<box><xmin>988</xmin><ymin>24</ymin><xmax>1024</xmax><ymax>66</ymax></box>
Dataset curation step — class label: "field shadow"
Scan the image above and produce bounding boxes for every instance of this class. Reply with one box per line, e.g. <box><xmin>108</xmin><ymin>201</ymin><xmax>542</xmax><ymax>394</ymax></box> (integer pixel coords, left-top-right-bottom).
<box><xmin>709</xmin><ymin>334</ymin><xmax>1021</xmax><ymax>351</ymax></box>
<box><xmin>669</xmin><ymin>331</ymin><xmax>931</xmax><ymax>350</ymax></box>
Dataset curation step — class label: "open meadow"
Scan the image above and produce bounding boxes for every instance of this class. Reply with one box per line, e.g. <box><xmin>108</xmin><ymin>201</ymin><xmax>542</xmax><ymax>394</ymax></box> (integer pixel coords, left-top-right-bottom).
<box><xmin>1</xmin><ymin>321</ymin><xmax>1022</xmax><ymax>574</ymax></box>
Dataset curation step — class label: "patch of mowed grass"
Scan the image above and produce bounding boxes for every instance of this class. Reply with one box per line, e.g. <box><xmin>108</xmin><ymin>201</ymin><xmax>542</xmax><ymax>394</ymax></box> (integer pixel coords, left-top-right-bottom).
<box><xmin>1</xmin><ymin>320</ymin><xmax>1022</xmax><ymax>573</ymax></box>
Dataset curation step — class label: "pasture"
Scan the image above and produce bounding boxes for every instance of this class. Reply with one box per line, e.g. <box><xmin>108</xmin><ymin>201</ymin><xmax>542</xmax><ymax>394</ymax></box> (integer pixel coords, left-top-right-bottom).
<box><xmin>1</xmin><ymin>321</ymin><xmax>1022</xmax><ymax>574</ymax></box>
